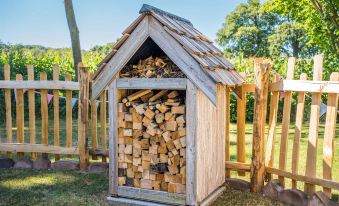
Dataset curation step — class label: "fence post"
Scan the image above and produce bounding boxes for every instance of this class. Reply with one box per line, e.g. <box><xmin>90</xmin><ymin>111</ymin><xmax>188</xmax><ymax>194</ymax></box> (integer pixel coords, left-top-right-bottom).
<box><xmin>250</xmin><ymin>61</ymin><xmax>270</xmax><ymax>192</ymax></box>
<box><xmin>78</xmin><ymin>63</ymin><xmax>90</xmax><ymax>170</ymax></box>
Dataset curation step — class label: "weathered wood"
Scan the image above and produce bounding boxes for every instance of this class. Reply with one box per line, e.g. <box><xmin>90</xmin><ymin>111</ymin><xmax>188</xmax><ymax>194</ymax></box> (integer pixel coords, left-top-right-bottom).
<box><xmin>305</xmin><ymin>55</ymin><xmax>323</xmax><ymax>195</ymax></box>
<box><xmin>199</xmin><ymin>186</ymin><xmax>225</xmax><ymax>206</ymax></box>
<box><xmin>108</xmin><ymin>79</ymin><xmax>118</xmax><ymax>195</ymax></box>
<box><xmin>40</xmin><ymin>72</ymin><xmax>49</xmax><ymax>150</ymax></box>
<box><xmin>117</xmin><ymin>186</ymin><xmax>186</xmax><ymax>205</ymax></box>
<box><xmin>237</xmin><ymin>72</ymin><xmax>247</xmax><ymax>176</ymax></box>
<box><xmin>291</xmin><ymin>73</ymin><xmax>307</xmax><ymax>189</ymax></box>
<box><xmin>65</xmin><ymin>74</ymin><xmax>73</xmax><ymax>154</ymax></box>
<box><xmin>278</xmin><ymin>57</ymin><xmax>295</xmax><ymax>186</ymax></box>
<box><xmin>53</xmin><ymin>65</ymin><xmax>60</xmax><ymax>161</ymax></box>
<box><xmin>322</xmin><ymin>72</ymin><xmax>338</xmax><ymax>196</ymax></box>
<box><xmin>250</xmin><ymin>62</ymin><xmax>270</xmax><ymax>192</ymax></box>
<box><xmin>27</xmin><ymin>65</ymin><xmax>37</xmax><ymax>160</ymax></box>
<box><xmin>78</xmin><ymin>66</ymin><xmax>90</xmax><ymax>170</ymax></box>
<box><xmin>4</xmin><ymin>64</ymin><xmax>13</xmax><ymax>158</ymax></box>
<box><xmin>265</xmin><ymin>74</ymin><xmax>280</xmax><ymax>181</ymax></box>
<box><xmin>269</xmin><ymin>80</ymin><xmax>339</xmax><ymax>93</ymax></box>
<box><xmin>116</xmin><ymin>78</ymin><xmax>187</xmax><ymax>90</ymax></box>
<box><xmin>127</xmin><ymin>89</ymin><xmax>152</xmax><ymax>101</ymax></box>
<box><xmin>0</xmin><ymin>80</ymin><xmax>79</xmax><ymax>90</ymax></box>
<box><xmin>0</xmin><ymin>143</ymin><xmax>79</xmax><ymax>155</ymax></box>
<box><xmin>225</xmin><ymin>86</ymin><xmax>231</xmax><ymax>178</ymax></box>
<box><xmin>186</xmin><ymin>80</ymin><xmax>197</xmax><ymax>205</ymax></box>
<box><xmin>100</xmin><ymin>90</ymin><xmax>107</xmax><ymax>162</ymax></box>
<box><xmin>92</xmin><ymin>17</ymin><xmax>149</xmax><ymax>100</ymax></box>
<box><xmin>16</xmin><ymin>74</ymin><xmax>25</xmax><ymax>159</ymax></box>
<box><xmin>91</xmin><ymin>99</ymin><xmax>98</xmax><ymax>160</ymax></box>
<box><xmin>225</xmin><ymin>161</ymin><xmax>251</xmax><ymax>172</ymax></box>
<box><xmin>89</xmin><ymin>148</ymin><xmax>109</xmax><ymax>157</ymax></box>
<box><xmin>266</xmin><ymin>166</ymin><xmax>339</xmax><ymax>191</ymax></box>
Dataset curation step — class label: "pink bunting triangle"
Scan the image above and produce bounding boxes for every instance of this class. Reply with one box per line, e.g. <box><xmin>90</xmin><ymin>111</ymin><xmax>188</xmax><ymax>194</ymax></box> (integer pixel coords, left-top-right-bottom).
<box><xmin>47</xmin><ymin>94</ymin><xmax>54</xmax><ymax>104</ymax></box>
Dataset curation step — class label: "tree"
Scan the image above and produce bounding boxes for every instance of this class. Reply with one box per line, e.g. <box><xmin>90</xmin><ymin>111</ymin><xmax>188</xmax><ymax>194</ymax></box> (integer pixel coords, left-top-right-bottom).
<box><xmin>216</xmin><ymin>0</ymin><xmax>279</xmax><ymax>58</ymax></box>
<box><xmin>64</xmin><ymin>0</ymin><xmax>82</xmax><ymax>80</ymax></box>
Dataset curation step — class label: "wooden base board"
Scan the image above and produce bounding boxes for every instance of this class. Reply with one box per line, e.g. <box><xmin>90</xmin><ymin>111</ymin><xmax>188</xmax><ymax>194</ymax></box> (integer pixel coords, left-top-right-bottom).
<box><xmin>107</xmin><ymin>196</ymin><xmax>176</xmax><ymax>206</ymax></box>
<box><xmin>199</xmin><ymin>186</ymin><xmax>226</xmax><ymax>206</ymax></box>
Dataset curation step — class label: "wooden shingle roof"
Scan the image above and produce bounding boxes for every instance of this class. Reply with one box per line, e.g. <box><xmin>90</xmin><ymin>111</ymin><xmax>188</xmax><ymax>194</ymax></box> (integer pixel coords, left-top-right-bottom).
<box><xmin>92</xmin><ymin>4</ymin><xmax>244</xmax><ymax>104</ymax></box>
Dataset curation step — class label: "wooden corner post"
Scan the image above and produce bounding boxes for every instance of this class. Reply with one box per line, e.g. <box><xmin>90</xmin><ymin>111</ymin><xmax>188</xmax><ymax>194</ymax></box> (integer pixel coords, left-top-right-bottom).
<box><xmin>250</xmin><ymin>61</ymin><xmax>271</xmax><ymax>192</ymax></box>
<box><xmin>78</xmin><ymin>64</ymin><xmax>90</xmax><ymax>170</ymax></box>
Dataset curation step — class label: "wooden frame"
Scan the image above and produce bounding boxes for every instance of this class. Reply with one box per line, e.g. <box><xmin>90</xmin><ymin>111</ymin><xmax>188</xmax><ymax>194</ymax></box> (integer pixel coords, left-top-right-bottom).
<box><xmin>108</xmin><ymin>77</ymin><xmax>200</xmax><ymax>205</ymax></box>
<box><xmin>0</xmin><ymin>143</ymin><xmax>79</xmax><ymax>155</ymax></box>
<box><xmin>269</xmin><ymin>79</ymin><xmax>339</xmax><ymax>93</ymax></box>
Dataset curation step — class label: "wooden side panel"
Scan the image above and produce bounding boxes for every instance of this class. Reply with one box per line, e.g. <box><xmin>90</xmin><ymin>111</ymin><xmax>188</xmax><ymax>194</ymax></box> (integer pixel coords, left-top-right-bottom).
<box><xmin>305</xmin><ymin>55</ymin><xmax>323</xmax><ymax>194</ymax></box>
<box><xmin>100</xmin><ymin>91</ymin><xmax>107</xmax><ymax>162</ymax></box>
<box><xmin>225</xmin><ymin>86</ymin><xmax>231</xmax><ymax>178</ymax></box>
<box><xmin>196</xmin><ymin>85</ymin><xmax>226</xmax><ymax>202</ymax></box>
<box><xmin>4</xmin><ymin>64</ymin><xmax>13</xmax><ymax>158</ymax></box>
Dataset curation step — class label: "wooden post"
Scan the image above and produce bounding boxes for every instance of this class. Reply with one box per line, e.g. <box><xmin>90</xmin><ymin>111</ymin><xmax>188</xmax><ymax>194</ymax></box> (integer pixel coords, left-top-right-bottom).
<box><xmin>16</xmin><ymin>74</ymin><xmax>25</xmax><ymax>159</ymax></box>
<box><xmin>65</xmin><ymin>73</ymin><xmax>73</xmax><ymax>155</ymax></box>
<box><xmin>100</xmin><ymin>90</ymin><xmax>107</xmax><ymax>162</ymax></box>
<box><xmin>4</xmin><ymin>64</ymin><xmax>13</xmax><ymax>158</ymax></box>
<box><xmin>305</xmin><ymin>55</ymin><xmax>323</xmax><ymax>194</ymax></box>
<box><xmin>53</xmin><ymin>65</ymin><xmax>60</xmax><ymax>161</ymax></box>
<box><xmin>291</xmin><ymin>73</ymin><xmax>308</xmax><ymax>189</ymax></box>
<box><xmin>322</xmin><ymin>72</ymin><xmax>338</xmax><ymax>197</ymax></box>
<box><xmin>250</xmin><ymin>61</ymin><xmax>270</xmax><ymax>192</ymax></box>
<box><xmin>225</xmin><ymin>86</ymin><xmax>231</xmax><ymax>178</ymax></box>
<box><xmin>264</xmin><ymin>74</ymin><xmax>280</xmax><ymax>181</ymax></box>
<box><xmin>78</xmin><ymin>64</ymin><xmax>90</xmax><ymax>170</ymax></box>
<box><xmin>237</xmin><ymin>72</ymin><xmax>247</xmax><ymax>176</ymax></box>
<box><xmin>27</xmin><ymin>65</ymin><xmax>37</xmax><ymax>160</ymax></box>
<box><xmin>278</xmin><ymin>57</ymin><xmax>295</xmax><ymax>186</ymax></box>
<box><xmin>91</xmin><ymin>99</ymin><xmax>98</xmax><ymax>160</ymax></box>
<box><xmin>40</xmin><ymin>72</ymin><xmax>49</xmax><ymax>148</ymax></box>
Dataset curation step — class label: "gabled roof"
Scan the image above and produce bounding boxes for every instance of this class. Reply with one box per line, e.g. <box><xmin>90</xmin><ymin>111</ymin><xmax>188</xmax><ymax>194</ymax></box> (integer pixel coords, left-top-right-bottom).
<box><xmin>92</xmin><ymin>4</ymin><xmax>244</xmax><ymax>104</ymax></box>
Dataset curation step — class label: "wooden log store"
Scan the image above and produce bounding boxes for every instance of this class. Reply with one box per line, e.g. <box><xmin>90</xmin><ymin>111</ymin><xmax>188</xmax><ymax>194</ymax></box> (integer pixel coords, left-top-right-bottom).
<box><xmin>91</xmin><ymin>4</ymin><xmax>244</xmax><ymax>206</ymax></box>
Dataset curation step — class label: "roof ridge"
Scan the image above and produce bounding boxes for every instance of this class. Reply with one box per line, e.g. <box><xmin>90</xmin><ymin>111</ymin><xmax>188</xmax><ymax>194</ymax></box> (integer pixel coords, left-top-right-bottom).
<box><xmin>139</xmin><ymin>4</ymin><xmax>192</xmax><ymax>26</ymax></box>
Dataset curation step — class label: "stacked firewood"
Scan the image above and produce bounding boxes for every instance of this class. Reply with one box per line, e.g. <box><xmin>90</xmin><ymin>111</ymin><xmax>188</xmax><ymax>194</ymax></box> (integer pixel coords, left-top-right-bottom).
<box><xmin>120</xmin><ymin>56</ymin><xmax>186</xmax><ymax>78</ymax></box>
<box><xmin>117</xmin><ymin>89</ymin><xmax>186</xmax><ymax>194</ymax></box>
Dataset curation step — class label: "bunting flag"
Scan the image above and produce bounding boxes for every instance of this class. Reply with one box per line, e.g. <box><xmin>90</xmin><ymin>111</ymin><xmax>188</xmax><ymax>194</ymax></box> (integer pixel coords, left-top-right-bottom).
<box><xmin>23</xmin><ymin>88</ymin><xmax>28</xmax><ymax>93</ymax></box>
<box><xmin>47</xmin><ymin>94</ymin><xmax>54</xmax><ymax>104</ymax></box>
<box><xmin>71</xmin><ymin>98</ymin><xmax>78</xmax><ymax>108</ymax></box>
<box><xmin>320</xmin><ymin>103</ymin><xmax>327</xmax><ymax>117</ymax></box>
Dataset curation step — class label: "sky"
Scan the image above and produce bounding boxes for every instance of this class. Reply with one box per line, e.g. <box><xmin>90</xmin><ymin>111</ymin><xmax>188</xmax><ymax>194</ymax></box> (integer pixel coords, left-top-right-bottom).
<box><xmin>0</xmin><ymin>0</ymin><xmax>247</xmax><ymax>50</ymax></box>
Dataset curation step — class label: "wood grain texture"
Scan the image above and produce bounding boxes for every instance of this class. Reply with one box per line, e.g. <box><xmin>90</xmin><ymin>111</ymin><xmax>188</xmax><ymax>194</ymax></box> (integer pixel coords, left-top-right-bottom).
<box><xmin>305</xmin><ymin>55</ymin><xmax>323</xmax><ymax>194</ymax></box>
<box><xmin>53</xmin><ymin>65</ymin><xmax>60</xmax><ymax>161</ymax></box>
<box><xmin>0</xmin><ymin>143</ymin><xmax>79</xmax><ymax>155</ymax></box>
<box><xmin>225</xmin><ymin>86</ymin><xmax>231</xmax><ymax>178</ymax></box>
<box><xmin>250</xmin><ymin>62</ymin><xmax>270</xmax><ymax>192</ymax></box>
<box><xmin>40</xmin><ymin>72</ymin><xmax>49</xmax><ymax>149</ymax></box>
<box><xmin>237</xmin><ymin>72</ymin><xmax>247</xmax><ymax>176</ymax></box>
<box><xmin>16</xmin><ymin>74</ymin><xmax>25</xmax><ymax>159</ymax></box>
<box><xmin>265</xmin><ymin>74</ymin><xmax>280</xmax><ymax>181</ymax></box>
<box><xmin>4</xmin><ymin>64</ymin><xmax>13</xmax><ymax>158</ymax></box>
<box><xmin>322</xmin><ymin>72</ymin><xmax>339</xmax><ymax>197</ymax></box>
<box><xmin>0</xmin><ymin>80</ymin><xmax>79</xmax><ymax>90</ymax></box>
<box><xmin>278</xmin><ymin>57</ymin><xmax>295</xmax><ymax>186</ymax></box>
<box><xmin>27</xmin><ymin>65</ymin><xmax>37</xmax><ymax>160</ymax></box>
<box><xmin>291</xmin><ymin>73</ymin><xmax>307</xmax><ymax>189</ymax></box>
<box><xmin>65</xmin><ymin>74</ymin><xmax>73</xmax><ymax>152</ymax></box>
<box><xmin>269</xmin><ymin>80</ymin><xmax>339</xmax><ymax>93</ymax></box>
<box><xmin>100</xmin><ymin>90</ymin><xmax>107</xmax><ymax>162</ymax></box>
<box><xmin>116</xmin><ymin>78</ymin><xmax>187</xmax><ymax>90</ymax></box>
<box><xmin>186</xmin><ymin>80</ymin><xmax>197</xmax><ymax>205</ymax></box>
<box><xmin>91</xmin><ymin>99</ymin><xmax>98</xmax><ymax>160</ymax></box>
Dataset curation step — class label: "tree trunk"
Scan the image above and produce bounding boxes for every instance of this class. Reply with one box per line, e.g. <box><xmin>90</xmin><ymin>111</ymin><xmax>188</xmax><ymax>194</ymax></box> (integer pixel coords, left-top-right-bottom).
<box><xmin>64</xmin><ymin>0</ymin><xmax>82</xmax><ymax>81</ymax></box>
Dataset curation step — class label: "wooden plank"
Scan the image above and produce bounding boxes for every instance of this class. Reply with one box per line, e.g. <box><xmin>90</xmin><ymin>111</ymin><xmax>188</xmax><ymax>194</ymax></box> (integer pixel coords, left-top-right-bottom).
<box><xmin>225</xmin><ymin>161</ymin><xmax>251</xmax><ymax>172</ymax></box>
<box><xmin>91</xmin><ymin>99</ymin><xmax>98</xmax><ymax>160</ymax></box>
<box><xmin>108</xmin><ymin>79</ymin><xmax>118</xmax><ymax>195</ymax></box>
<box><xmin>186</xmin><ymin>80</ymin><xmax>197</xmax><ymax>205</ymax></box>
<box><xmin>250</xmin><ymin>62</ymin><xmax>270</xmax><ymax>192</ymax></box>
<box><xmin>237</xmin><ymin>72</ymin><xmax>247</xmax><ymax>176</ymax></box>
<box><xmin>4</xmin><ymin>64</ymin><xmax>13</xmax><ymax>158</ymax></box>
<box><xmin>16</xmin><ymin>74</ymin><xmax>25</xmax><ymax>159</ymax></box>
<box><xmin>117</xmin><ymin>186</ymin><xmax>186</xmax><ymax>205</ymax></box>
<box><xmin>92</xmin><ymin>17</ymin><xmax>149</xmax><ymax>100</ymax></box>
<box><xmin>116</xmin><ymin>78</ymin><xmax>187</xmax><ymax>90</ymax></box>
<box><xmin>278</xmin><ymin>57</ymin><xmax>295</xmax><ymax>186</ymax></box>
<box><xmin>0</xmin><ymin>143</ymin><xmax>79</xmax><ymax>155</ymax></box>
<box><xmin>265</xmin><ymin>74</ymin><xmax>280</xmax><ymax>181</ymax></box>
<box><xmin>305</xmin><ymin>55</ymin><xmax>323</xmax><ymax>195</ymax></box>
<box><xmin>322</xmin><ymin>72</ymin><xmax>339</xmax><ymax>196</ymax></box>
<box><xmin>148</xmin><ymin>16</ymin><xmax>217</xmax><ymax>105</ymax></box>
<box><xmin>53</xmin><ymin>65</ymin><xmax>60</xmax><ymax>161</ymax></box>
<box><xmin>100</xmin><ymin>90</ymin><xmax>107</xmax><ymax>162</ymax></box>
<box><xmin>266</xmin><ymin>166</ymin><xmax>339</xmax><ymax>191</ymax></box>
<box><xmin>291</xmin><ymin>73</ymin><xmax>308</xmax><ymax>189</ymax></box>
<box><xmin>89</xmin><ymin>148</ymin><xmax>108</xmax><ymax>157</ymax></box>
<box><xmin>199</xmin><ymin>186</ymin><xmax>225</xmax><ymax>206</ymax></box>
<box><xmin>269</xmin><ymin>80</ymin><xmax>339</xmax><ymax>93</ymax></box>
<box><xmin>78</xmin><ymin>66</ymin><xmax>90</xmax><ymax>170</ymax></box>
<box><xmin>27</xmin><ymin>65</ymin><xmax>37</xmax><ymax>160</ymax></box>
<box><xmin>65</xmin><ymin>74</ymin><xmax>73</xmax><ymax>153</ymax></box>
<box><xmin>40</xmin><ymin>72</ymin><xmax>49</xmax><ymax>150</ymax></box>
<box><xmin>225</xmin><ymin>86</ymin><xmax>231</xmax><ymax>178</ymax></box>
<box><xmin>0</xmin><ymin>80</ymin><xmax>79</xmax><ymax>90</ymax></box>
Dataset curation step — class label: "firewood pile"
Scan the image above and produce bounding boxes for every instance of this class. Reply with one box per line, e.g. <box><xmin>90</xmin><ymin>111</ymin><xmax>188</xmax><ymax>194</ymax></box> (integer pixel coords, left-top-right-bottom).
<box><xmin>120</xmin><ymin>56</ymin><xmax>186</xmax><ymax>78</ymax></box>
<box><xmin>117</xmin><ymin>89</ymin><xmax>186</xmax><ymax>194</ymax></box>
